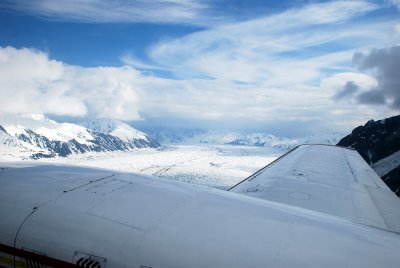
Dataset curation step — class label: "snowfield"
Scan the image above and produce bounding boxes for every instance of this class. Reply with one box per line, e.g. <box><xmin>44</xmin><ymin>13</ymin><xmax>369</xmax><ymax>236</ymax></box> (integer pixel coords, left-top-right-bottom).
<box><xmin>35</xmin><ymin>145</ymin><xmax>282</xmax><ymax>189</ymax></box>
<box><xmin>372</xmin><ymin>151</ymin><xmax>400</xmax><ymax>177</ymax></box>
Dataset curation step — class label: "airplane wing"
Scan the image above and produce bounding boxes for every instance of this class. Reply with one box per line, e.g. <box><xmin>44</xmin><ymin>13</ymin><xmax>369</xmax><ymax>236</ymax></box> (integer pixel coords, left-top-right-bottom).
<box><xmin>229</xmin><ymin>144</ymin><xmax>400</xmax><ymax>233</ymax></box>
<box><xmin>1</xmin><ymin>145</ymin><xmax>400</xmax><ymax>268</ymax></box>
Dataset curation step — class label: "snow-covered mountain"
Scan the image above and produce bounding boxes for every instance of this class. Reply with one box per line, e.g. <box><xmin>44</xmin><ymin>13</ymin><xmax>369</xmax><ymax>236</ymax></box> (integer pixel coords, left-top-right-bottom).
<box><xmin>338</xmin><ymin>115</ymin><xmax>400</xmax><ymax>196</ymax></box>
<box><xmin>146</xmin><ymin>127</ymin><xmax>345</xmax><ymax>150</ymax></box>
<box><xmin>0</xmin><ymin>114</ymin><xmax>160</xmax><ymax>160</ymax></box>
<box><xmin>197</xmin><ymin>131</ymin><xmax>241</xmax><ymax>145</ymax></box>
<box><xmin>300</xmin><ymin>131</ymin><xmax>346</xmax><ymax>145</ymax></box>
<box><xmin>227</xmin><ymin>131</ymin><xmax>346</xmax><ymax>150</ymax></box>
<box><xmin>227</xmin><ymin>133</ymin><xmax>298</xmax><ymax>149</ymax></box>
<box><xmin>145</xmin><ymin>128</ymin><xmax>242</xmax><ymax>145</ymax></box>
<box><xmin>0</xmin><ymin>124</ymin><xmax>36</xmax><ymax>160</ymax></box>
<box><xmin>145</xmin><ymin>128</ymin><xmax>208</xmax><ymax>144</ymax></box>
<box><xmin>80</xmin><ymin>118</ymin><xmax>156</xmax><ymax>147</ymax></box>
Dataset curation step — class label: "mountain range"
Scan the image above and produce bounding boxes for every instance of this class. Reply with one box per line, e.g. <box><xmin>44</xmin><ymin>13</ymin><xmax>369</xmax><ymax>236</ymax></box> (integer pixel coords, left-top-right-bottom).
<box><xmin>1</xmin><ymin>113</ymin><xmax>398</xmax><ymax>197</ymax></box>
<box><xmin>227</xmin><ymin>131</ymin><xmax>345</xmax><ymax>149</ymax></box>
<box><xmin>0</xmin><ymin>114</ymin><xmax>160</xmax><ymax>160</ymax></box>
<box><xmin>338</xmin><ymin>115</ymin><xmax>400</xmax><ymax>196</ymax></box>
<box><xmin>146</xmin><ymin>127</ymin><xmax>345</xmax><ymax>149</ymax></box>
<box><xmin>0</xmin><ymin>114</ymin><xmax>347</xmax><ymax>161</ymax></box>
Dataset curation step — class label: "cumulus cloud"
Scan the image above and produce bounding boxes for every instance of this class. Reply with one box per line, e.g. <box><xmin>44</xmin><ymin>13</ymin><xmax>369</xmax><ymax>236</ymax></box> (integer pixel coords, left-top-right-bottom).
<box><xmin>0</xmin><ymin>47</ymin><xmax>86</xmax><ymax>116</ymax></box>
<box><xmin>0</xmin><ymin>47</ymin><xmax>142</xmax><ymax>120</ymax></box>
<box><xmin>322</xmin><ymin>72</ymin><xmax>377</xmax><ymax>93</ymax></box>
<box><xmin>357</xmin><ymin>89</ymin><xmax>387</xmax><ymax>105</ymax></box>
<box><xmin>334</xmin><ymin>81</ymin><xmax>359</xmax><ymax>100</ymax></box>
<box><xmin>2</xmin><ymin>46</ymin><xmax>307</xmax><ymax>123</ymax></box>
<box><xmin>341</xmin><ymin>46</ymin><xmax>400</xmax><ymax>109</ymax></box>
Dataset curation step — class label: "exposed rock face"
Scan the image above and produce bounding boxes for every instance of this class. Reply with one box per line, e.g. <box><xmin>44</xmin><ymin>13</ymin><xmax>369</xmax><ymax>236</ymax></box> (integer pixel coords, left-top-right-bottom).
<box><xmin>338</xmin><ymin>115</ymin><xmax>400</xmax><ymax>196</ymax></box>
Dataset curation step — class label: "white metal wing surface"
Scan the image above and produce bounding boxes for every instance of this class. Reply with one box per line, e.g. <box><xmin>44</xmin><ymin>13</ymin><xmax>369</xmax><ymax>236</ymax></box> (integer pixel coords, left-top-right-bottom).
<box><xmin>1</xmin><ymin>145</ymin><xmax>400</xmax><ymax>268</ymax></box>
<box><xmin>229</xmin><ymin>144</ymin><xmax>400</xmax><ymax>233</ymax></box>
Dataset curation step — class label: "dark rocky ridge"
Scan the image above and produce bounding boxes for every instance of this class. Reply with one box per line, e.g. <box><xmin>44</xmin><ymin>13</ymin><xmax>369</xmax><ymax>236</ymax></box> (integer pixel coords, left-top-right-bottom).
<box><xmin>337</xmin><ymin>114</ymin><xmax>400</xmax><ymax>196</ymax></box>
<box><xmin>0</xmin><ymin>125</ymin><xmax>7</xmax><ymax>134</ymax></box>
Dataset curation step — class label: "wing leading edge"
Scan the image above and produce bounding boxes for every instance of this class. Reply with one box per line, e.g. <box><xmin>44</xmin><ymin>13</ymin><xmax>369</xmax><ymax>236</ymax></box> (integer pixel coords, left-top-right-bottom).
<box><xmin>229</xmin><ymin>144</ymin><xmax>400</xmax><ymax>233</ymax></box>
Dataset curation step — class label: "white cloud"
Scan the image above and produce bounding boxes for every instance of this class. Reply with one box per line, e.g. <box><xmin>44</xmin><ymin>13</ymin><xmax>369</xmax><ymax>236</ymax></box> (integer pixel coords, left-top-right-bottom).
<box><xmin>0</xmin><ymin>44</ymin><xmax>395</xmax><ymax>135</ymax></box>
<box><xmin>147</xmin><ymin>0</ymin><xmax>385</xmax><ymax>85</ymax></box>
<box><xmin>321</xmin><ymin>72</ymin><xmax>378</xmax><ymax>94</ymax></box>
<box><xmin>0</xmin><ymin>47</ymin><xmax>86</xmax><ymax>116</ymax></box>
<box><xmin>129</xmin><ymin>0</ymin><xmax>395</xmax><ymax>131</ymax></box>
<box><xmin>1</xmin><ymin>0</ymin><xmax>398</xmax><ymax>134</ymax></box>
<box><xmin>391</xmin><ymin>23</ymin><xmax>400</xmax><ymax>44</ymax></box>
<box><xmin>352</xmin><ymin>46</ymin><xmax>400</xmax><ymax>108</ymax></box>
<box><xmin>0</xmin><ymin>47</ymin><xmax>142</xmax><ymax>120</ymax></box>
<box><xmin>0</xmin><ymin>0</ymin><xmax>213</xmax><ymax>25</ymax></box>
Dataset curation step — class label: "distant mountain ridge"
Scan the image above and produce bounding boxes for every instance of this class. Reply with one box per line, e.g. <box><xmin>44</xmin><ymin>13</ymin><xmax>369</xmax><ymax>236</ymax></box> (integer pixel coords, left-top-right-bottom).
<box><xmin>227</xmin><ymin>131</ymin><xmax>345</xmax><ymax>149</ymax></box>
<box><xmin>146</xmin><ymin>127</ymin><xmax>345</xmax><ymax>150</ymax></box>
<box><xmin>0</xmin><ymin>114</ymin><xmax>160</xmax><ymax>160</ymax></box>
<box><xmin>227</xmin><ymin>133</ymin><xmax>297</xmax><ymax>150</ymax></box>
<box><xmin>146</xmin><ymin>128</ymin><xmax>207</xmax><ymax>144</ymax></box>
<box><xmin>338</xmin><ymin>114</ymin><xmax>400</xmax><ymax>196</ymax></box>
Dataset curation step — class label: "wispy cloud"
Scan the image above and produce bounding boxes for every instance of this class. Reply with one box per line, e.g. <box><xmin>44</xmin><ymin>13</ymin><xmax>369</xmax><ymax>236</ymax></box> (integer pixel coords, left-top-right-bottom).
<box><xmin>120</xmin><ymin>53</ymin><xmax>169</xmax><ymax>72</ymax></box>
<box><xmin>146</xmin><ymin>0</ymin><xmax>385</xmax><ymax>83</ymax></box>
<box><xmin>0</xmin><ymin>0</ymin><xmax>215</xmax><ymax>25</ymax></box>
<box><xmin>134</xmin><ymin>0</ymin><xmax>397</xmax><ymax>129</ymax></box>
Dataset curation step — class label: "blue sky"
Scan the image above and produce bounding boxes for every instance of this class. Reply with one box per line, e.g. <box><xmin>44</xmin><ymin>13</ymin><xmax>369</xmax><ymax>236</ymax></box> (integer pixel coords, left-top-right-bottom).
<box><xmin>0</xmin><ymin>0</ymin><xmax>399</xmax><ymax>136</ymax></box>
<box><xmin>0</xmin><ymin>0</ymin><xmax>322</xmax><ymax>68</ymax></box>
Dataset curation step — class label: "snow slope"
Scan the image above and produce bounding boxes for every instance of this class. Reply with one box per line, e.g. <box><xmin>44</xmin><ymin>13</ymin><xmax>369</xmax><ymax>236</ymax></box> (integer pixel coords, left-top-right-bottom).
<box><xmin>40</xmin><ymin>145</ymin><xmax>281</xmax><ymax>190</ymax></box>
<box><xmin>81</xmin><ymin>118</ymin><xmax>148</xmax><ymax>142</ymax></box>
<box><xmin>373</xmin><ymin>151</ymin><xmax>400</xmax><ymax>177</ymax></box>
<box><xmin>1</xmin><ymin>113</ymin><xmax>93</xmax><ymax>144</ymax></box>
<box><xmin>0</xmin><ymin>126</ymin><xmax>36</xmax><ymax>160</ymax></box>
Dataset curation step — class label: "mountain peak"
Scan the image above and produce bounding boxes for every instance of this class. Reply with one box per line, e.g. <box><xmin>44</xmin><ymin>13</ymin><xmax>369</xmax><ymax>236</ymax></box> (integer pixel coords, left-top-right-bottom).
<box><xmin>25</xmin><ymin>114</ymin><xmax>47</xmax><ymax>121</ymax></box>
<box><xmin>81</xmin><ymin>118</ymin><xmax>126</xmax><ymax>133</ymax></box>
<box><xmin>80</xmin><ymin>118</ymin><xmax>147</xmax><ymax>142</ymax></box>
<box><xmin>0</xmin><ymin>113</ymin><xmax>54</xmax><ymax>127</ymax></box>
